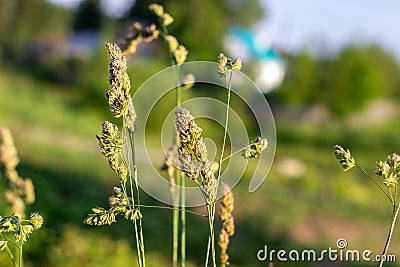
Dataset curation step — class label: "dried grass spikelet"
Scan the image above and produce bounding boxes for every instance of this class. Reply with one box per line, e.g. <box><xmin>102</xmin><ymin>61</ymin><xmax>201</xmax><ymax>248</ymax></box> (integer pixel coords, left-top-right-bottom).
<box><xmin>120</xmin><ymin>22</ymin><xmax>160</xmax><ymax>56</ymax></box>
<box><xmin>120</xmin><ymin>22</ymin><xmax>142</xmax><ymax>55</ymax></box>
<box><xmin>148</xmin><ymin>4</ymin><xmax>188</xmax><ymax>64</ymax></box>
<box><xmin>29</xmin><ymin>212</ymin><xmax>44</xmax><ymax>229</ymax></box>
<box><xmin>165</xmin><ymin>35</ymin><xmax>179</xmax><ymax>52</ymax></box>
<box><xmin>149</xmin><ymin>3</ymin><xmax>173</xmax><ymax>26</ymax></box>
<box><xmin>242</xmin><ymin>137</ymin><xmax>268</xmax><ymax>159</ymax></box>
<box><xmin>218</xmin><ymin>183</ymin><xmax>235</xmax><ymax>266</ymax></box>
<box><xmin>96</xmin><ymin>121</ymin><xmax>127</xmax><ymax>184</ymax></box>
<box><xmin>161</xmin><ymin>146</ymin><xmax>178</xmax><ymax>189</ymax></box>
<box><xmin>0</xmin><ymin>213</ymin><xmax>43</xmax><ymax>243</ymax></box>
<box><xmin>141</xmin><ymin>23</ymin><xmax>159</xmax><ymax>43</ymax></box>
<box><xmin>173</xmin><ymin>45</ymin><xmax>188</xmax><ymax>64</ymax></box>
<box><xmin>149</xmin><ymin>3</ymin><xmax>164</xmax><ymax>17</ymax></box>
<box><xmin>0</xmin><ymin>127</ymin><xmax>37</xmax><ymax>217</ymax></box>
<box><xmin>375</xmin><ymin>153</ymin><xmax>400</xmax><ymax>188</ymax></box>
<box><xmin>0</xmin><ymin>128</ymin><xmax>19</xmax><ymax>170</ymax></box>
<box><xmin>84</xmin><ymin>187</ymin><xmax>142</xmax><ymax>226</ymax></box>
<box><xmin>164</xmin><ymin>35</ymin><xmax>188</xmax><ymax>64</ymax></box>
<box><xmin>333</xmin><ymin>145</ymin><xmax>356</xmax><ymax>171</ymax></box>
<box><xmin>175</xmin><ymin>108</ymin><xmax>217</xmax><ymax>204</ymax></box>
<box><xmin>24</xmin><ymin>178</ymin><xmax>35</xmax><ymax>204</ymax></box>
<box><xmin>217</xmin><ymin>53</ymin><xmax>242</xmax><ymax>77</ymax></box>
<box><xmin>161</xmin><ymin>13</ymin><xmax>174</xmax><ymax>26</ymax></box>
<box><xmin>181</xmin><ymin>73</ymin><xmax>195</xmax><ymax>90</ymax></box>
<box><xmin>105</xmin><ymin>43</ymin><xmax>137</xmax><ymax>131</ymax></box>
<box><xmin>177</xmin><ymin>148</ymin><xmax>200</xmax><ymax>181</ymax></box>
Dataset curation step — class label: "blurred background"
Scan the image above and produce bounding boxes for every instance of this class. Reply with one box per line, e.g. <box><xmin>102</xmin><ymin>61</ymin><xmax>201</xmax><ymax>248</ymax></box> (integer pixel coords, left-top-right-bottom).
<box><xmin>0</xmin><ymin>0</ymin><xmax>400</xmax><ymax>266</ymax></box>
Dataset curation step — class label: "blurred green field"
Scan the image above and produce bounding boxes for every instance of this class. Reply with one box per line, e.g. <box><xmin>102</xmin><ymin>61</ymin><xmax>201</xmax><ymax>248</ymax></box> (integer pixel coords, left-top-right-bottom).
<box><xmin>1</xmin><ymin>60</ymin><xmax>400</xmax><ymax>267</ymax></box>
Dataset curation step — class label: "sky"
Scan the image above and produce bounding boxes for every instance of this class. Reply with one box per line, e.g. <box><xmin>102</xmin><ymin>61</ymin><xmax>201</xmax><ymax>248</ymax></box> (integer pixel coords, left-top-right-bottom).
<box><xmin>260</xmin><ymin>0</ymin><xmax>400</xmax><ymax>60</ymax></box>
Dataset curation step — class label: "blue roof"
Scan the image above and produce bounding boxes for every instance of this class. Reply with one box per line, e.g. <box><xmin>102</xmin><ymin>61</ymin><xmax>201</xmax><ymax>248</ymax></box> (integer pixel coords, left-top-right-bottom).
<box><xmin>229</xmin><ymin>27</ymin><xmax>283</xmax><ymax>61</ymax></box>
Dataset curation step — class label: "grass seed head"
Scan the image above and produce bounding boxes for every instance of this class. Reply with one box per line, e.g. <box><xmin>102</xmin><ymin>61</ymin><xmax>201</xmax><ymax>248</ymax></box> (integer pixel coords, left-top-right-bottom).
<box><xmin>161</xmin><ymin>13</ymin><xmax>174</xmax><ymax>26</ymax></box>
<box><xmin>218</xmin><ymin>183</ymin><xmax>235</xmax><ymax>266</ymax></box>
<box><xmin>242</xmin><ymin>137</ymin><xmax>268</xmax><ymax>159</ymax></box>
<box><xmin>333</xmin><ymin>145</ymin><xmax>356</xmax><ymax>171</ymax></box>
<box><xmin>149</xmin><ymin>3</ymin><xmax>164</xmax><ymax>16</ymax></box>
<box><xmin>0</xmin><ymin>127</ymin><xmax>19</xmax><ymax>171</ymax></box>
<box><xmin>217</xmin><ymin>53</ymin><xmax>242</xmax><ymax>76</ymax></box>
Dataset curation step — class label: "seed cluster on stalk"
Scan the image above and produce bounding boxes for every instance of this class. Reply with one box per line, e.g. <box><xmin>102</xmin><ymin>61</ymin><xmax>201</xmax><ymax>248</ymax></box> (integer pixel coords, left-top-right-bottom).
<box><xmin>175</xmin><ymin>108</ymin><xmax>217</xmax><ymax>204</ymax></box>
<box><xmin>218</xmin><ymin>183</ymin><xmax>235</xmax><ymax>266</ymax></box>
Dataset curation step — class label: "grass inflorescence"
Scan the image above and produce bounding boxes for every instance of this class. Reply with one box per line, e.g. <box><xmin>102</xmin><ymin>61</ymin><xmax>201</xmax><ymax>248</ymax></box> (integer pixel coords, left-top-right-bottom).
<box><xmin>334</xmin><ymin>145</ymin><xmax>400</xmax><ymax>267</ymax></box>
<box><xmin>0</xmin><ymin>127</ymin><xmax>43</xmax><ymax>267</ymax></box>
<box><xmin>83</xmin><ymin>4</ymin><xmax>270</xmax><ymax>267</ymax></box>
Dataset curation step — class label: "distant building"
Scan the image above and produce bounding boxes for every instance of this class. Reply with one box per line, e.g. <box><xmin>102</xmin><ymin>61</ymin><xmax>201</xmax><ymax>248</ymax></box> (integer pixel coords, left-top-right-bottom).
<box><xmin>225</xmin><ymin>27</ymin><xmax>286</xmax><ymax>93</ymax></box>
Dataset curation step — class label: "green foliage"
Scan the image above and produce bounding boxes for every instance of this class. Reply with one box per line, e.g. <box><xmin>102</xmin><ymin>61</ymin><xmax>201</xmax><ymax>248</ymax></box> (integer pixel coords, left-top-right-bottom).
<box><xmin>277</xmin><ymin>44</ymin><xmax>400</xmax><ymax>116</ymax></box>
<box><xmin>277</xmin><ymin>50</ymin><xmax>318</xmax><ymax>104</ymax></box>
<box><xmin>0</xmin><ymin>0</ymin><xmax>72</xmax><ymax>47</ymax></box>
<box><xmin>73</xmin><ymin>0</ymin><xmax>102</xmax><ymax>31</ymax></box>
<box><xmin>1</xmin><ymin>67</ymin><xmax>400</xmax><ymax>266</ymax></box>
<box><xmin>322</xmin><ymin>46</ymin><xmax>391</xmax><ymax>115</ymax></box>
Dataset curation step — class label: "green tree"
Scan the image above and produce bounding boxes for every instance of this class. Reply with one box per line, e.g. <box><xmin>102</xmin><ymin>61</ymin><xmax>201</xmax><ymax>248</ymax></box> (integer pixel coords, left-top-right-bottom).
<box><xmin>73</xmin><ymin>0</ymin><xmax>102</xmax><ymax>32</ymax></box>
<box><xmin>322</xmin><ymin>45</ymin><xmax>399</xmax><ymax>116</ymax></box>
<box><xmin>276</xmin><ymin>44</ymin><xmax>400</xmax><ymax>116</ymax></box>
<box><xmin>277</xmin><ymin>50</ymin><xmax>318</xmax><ymax>104</ymax></box>
<box><xmin>0</xmin><ymin>0</ymin><xmax>72</xmax><ymax>49</ymax></box>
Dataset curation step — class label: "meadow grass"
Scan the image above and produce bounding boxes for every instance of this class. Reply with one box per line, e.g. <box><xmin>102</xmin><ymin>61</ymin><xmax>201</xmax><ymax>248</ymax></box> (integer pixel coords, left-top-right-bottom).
<box><xmin>1</xmin><ymin>5</ymin><xmax>400</xmax><ymax>266</ymax></box>
<box><xmin>1</xmin><ymin>68</ymin><xmax>400</xmax><ymax>266</ymax></box>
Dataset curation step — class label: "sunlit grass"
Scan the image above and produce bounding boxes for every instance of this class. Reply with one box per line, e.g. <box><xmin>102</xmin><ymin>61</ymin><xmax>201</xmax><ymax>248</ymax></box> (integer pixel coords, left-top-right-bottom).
<box><xmin>1</xmin><ymin>65</ymin><xmax>400</xmax><ymax>266</ymax></box>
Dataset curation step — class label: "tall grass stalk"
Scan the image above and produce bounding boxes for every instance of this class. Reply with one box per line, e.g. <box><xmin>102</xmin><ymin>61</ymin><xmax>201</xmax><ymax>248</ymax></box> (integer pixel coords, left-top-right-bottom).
<box><xmin>84</xmin><ymin>43</ymin><xmax>146</xmax><ymax>267</ymax></box>
<box><xmin>204</xmin><ymin>71</ymin><xmax>233</xmax><ymax>267</ymax></box>
<box><xmin>0</xmin><ymin>128</ymin><xmax>44</xmax><ymax>267</ymax></box>
<box><xmin>124</xmin><ymin>127</ymin><xmax>146</xmax><ymax>266</ymax></box>
<box><xmin>379</xmin><ymin>205</ymin><xmax>399</xmax><ymax>267</ymax></box>
<box><xmin>5</xmin><ymin>245</ymin><xmax>17</xmax><ymax>267</ymax></box>
<box><xmin>156</xmin><ymin>20</ymin><xmax>182</xmax><ymax>267</ymax></box>
<box><xmin>18</xmin><ymin>242</ymin><xmax>22</xmax><ymax>267</ymax></box>
<box><xmin>203</xmin><ymin>53</ymin><xmax>241</xmax><ymax>267</ymax></box>
<box><xmin>174</xmin><ymin>66</ymin><xmax>186</xmax><ymax>267</ymax></box>
<box><xmin>334</xmin><ymin>145</ymin><xmax>400</xmax><ymax>267</ymax></box>
<box><xmin>150</xmin><ymin>5</ymin><xmax>188</xmax><ymax>265</ymax></box>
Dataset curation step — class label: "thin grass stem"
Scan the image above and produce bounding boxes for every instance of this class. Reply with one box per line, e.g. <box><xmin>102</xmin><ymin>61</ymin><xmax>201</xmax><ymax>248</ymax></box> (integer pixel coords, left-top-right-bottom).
<box><xmin>124</xmin><ymin>127</ymin><xmax>146</xmax><ymax>267</ymax></box>
<box><xmin>158</xmin><ymin>21</ymin><xmax>182</xmax><ymax>267</ymax></box>
<box><xmin>205</xmin><ymin>236</ymin><xmax>211</xmax><ymax>267</ymax></box>
<box><xmin>161</xmin><ymin>26</ymin><xmax>185</xmax><ymax>265</ymax></box>
<box><xmin>356</xmin><ymin>164</ymin><xmax>392</xmax><ymax>202</ymax></box>
<box><xmin>173</xmin><ymin>63</ymin><xmax>186</xmax><ymax>267</ymax></box>
<box><xmin>172</xmin><ymin>169</ymin><xmax>180</xmax><ymax>267</ymax></box>
<box><xmin>5</xmin><ymin>244</ymin><xmax>17</xmax><ymax>267</ymax></box>
<box><xmin>222</xmin><ymin>139</ymin><xmax>266</xmax><ymax>162</ymax></box>
<box><xmin>207</xmin><ymin>71</ymin><xmax>234</xmax><ymax>267</ymax></box>
<box><xmin>217</xmin><ymin>72</ymin><xmax>233</xmax><ymax>184</ymax></box>
<box><xmin>205</xmin><ymin>205</ymin><xmax>216</xmax><ymax>267</ymax></box>
<box><xmin>222</xmin><ymin>147</ymin><xmax>245</xmax><ymax>162</ymax></box>
<box><xmin>379</xmin><ymin>205</ymin><xmax>400</xmax><ymax>267</ymax></box>
<box><xmin>120</xmin><ymin>182</ymin><xmax>142</xmax><ymax>267</ymax></box>
<box><xmin>18</xmin><ymin>241</ymin><xmax>22</xmax><ymax>267</ymax></box>
<box><xmin>180</xmin><ymin>174</ymin><xmax>186</xmax><ymax>267</ymax></box>
<box><xmin>130</xmin><ymin>204</ymin><xmax>206</xmax><ymax>217</ymax></box>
